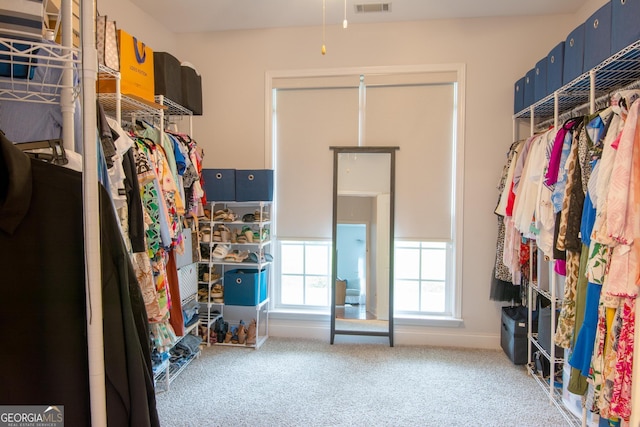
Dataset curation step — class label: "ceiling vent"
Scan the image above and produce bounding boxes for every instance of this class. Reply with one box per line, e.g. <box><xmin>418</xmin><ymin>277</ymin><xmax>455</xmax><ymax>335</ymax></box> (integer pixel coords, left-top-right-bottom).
<box><xmin>354</xmin><ymin>3</ymin><xmax>392</xmax><ymax>13</ymax></box>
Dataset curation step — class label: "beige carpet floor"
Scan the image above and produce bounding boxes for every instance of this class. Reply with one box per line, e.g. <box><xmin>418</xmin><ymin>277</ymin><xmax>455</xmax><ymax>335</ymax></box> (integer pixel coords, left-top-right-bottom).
<box><xmin>155</xmin><ymin>337</ymin><xmax>571</xmax><ymax>426</ymax></box>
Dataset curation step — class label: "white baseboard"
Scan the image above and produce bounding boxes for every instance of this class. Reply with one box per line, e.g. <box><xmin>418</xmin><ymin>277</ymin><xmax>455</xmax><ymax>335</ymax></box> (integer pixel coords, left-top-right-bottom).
<box><xmin>268</xmin><ymin>317</ymin><xmax>500</xmax><ymax>350</ymax></box>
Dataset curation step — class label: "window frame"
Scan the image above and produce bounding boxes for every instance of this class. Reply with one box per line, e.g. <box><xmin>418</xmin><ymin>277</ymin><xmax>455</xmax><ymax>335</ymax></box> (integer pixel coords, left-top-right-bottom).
<box><xmin>266</xmin><ymin>64</ymin><xmax>465</xmax><ymax>321</ymax></box>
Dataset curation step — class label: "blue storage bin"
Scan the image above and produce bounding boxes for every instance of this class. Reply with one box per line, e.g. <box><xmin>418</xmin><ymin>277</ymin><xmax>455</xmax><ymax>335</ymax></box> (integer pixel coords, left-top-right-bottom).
<box><xmin>612</xmin><ymin>0</ymin><xmax>640</xmax><ymax>54</ymax></box>
<box><xmin>224</xmin><ymin>268</ymin><xmax>267</xmax><ymax>306</ymax></box>
<box><xmin>534</xmin><ymin>57</ymin><xmax>547</xmax><ymax>102</ymax></box>
<box><xmin>0</xmin><ymin>42</ymin><xmax>38</xmax><ymax>79</ymax></box>
<box><xmin>547</xmin><ymin>42</ymin><xmax>565</xmax><ymax>93</ymax></box>
<box><xmin>514</xmin><ymin>76</ymin><xmax>525</xmax><ymax>113</ymax></box>
<box><xmin>202</xmin><ymin>169</ymin><xmax>236</xmax><ymax>201</ymax></box>
<box><xmin>235</xmin><ymin>169</ymin><xmax>274</xmax><ymax>202</ymax></box>
<box><xmin>563</xmin><ymin>24</ymin><xmax>585</xmax><ymax>84</ymax></box>
<box><xmin>584</xmin><ymin>1</ymin><xmax>612</xmax><ymax>72</ymax></box>
<box><xmin>523</xmin><ymin>68</ymin><xmax>536</xmax><ymax>109</ymax></box>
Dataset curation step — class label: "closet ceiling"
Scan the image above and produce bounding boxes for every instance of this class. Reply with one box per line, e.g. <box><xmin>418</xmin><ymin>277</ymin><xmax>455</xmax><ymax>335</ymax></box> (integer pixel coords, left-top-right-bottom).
<box><xmin>130</xmin><ymin>0</ymin><xmax>587</xmax><ymax>33</ymax></box>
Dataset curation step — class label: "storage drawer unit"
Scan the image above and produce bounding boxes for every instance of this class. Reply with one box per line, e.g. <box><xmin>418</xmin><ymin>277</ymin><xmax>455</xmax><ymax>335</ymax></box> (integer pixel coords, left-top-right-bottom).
<box><xmin>175</xmin><ymin>228</ymin><xmax>193</xmax><ymax>269</ymax></box>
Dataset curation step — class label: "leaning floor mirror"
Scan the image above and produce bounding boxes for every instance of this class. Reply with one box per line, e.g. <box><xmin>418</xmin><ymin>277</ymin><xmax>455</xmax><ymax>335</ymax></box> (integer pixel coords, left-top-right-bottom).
<box><xmin>330</xmin><ymin>146</ymin><xmax>398</xmax><ymax>347</ymax></box>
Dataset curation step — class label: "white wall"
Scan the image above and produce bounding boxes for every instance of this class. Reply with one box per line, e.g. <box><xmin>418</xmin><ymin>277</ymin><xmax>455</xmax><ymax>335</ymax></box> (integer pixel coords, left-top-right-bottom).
<box><xmin>104</xmin><ymin>0</ymin><xmax>611</xmax><ymax>348</ymax></box>
<box><xmin>169</xmin><ymin>16</ymin><xmax>576</xmax><ymax>348</ymax></box>
<box><xmin>99</xmin><ymin>0</ymin><xmax>178</xmax><ymax>54</ymax></box>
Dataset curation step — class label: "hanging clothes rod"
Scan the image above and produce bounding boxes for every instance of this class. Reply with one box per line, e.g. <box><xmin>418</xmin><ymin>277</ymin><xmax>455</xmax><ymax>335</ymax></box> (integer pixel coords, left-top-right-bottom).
<box><xmin>535</xmin><ymin>78</ymin><xmax>640</xmax><ymax>131</ymax></box>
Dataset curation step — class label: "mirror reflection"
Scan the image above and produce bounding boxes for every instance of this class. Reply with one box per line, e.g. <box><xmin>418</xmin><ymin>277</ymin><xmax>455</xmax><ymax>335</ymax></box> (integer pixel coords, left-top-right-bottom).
<box><xmin>331</xmin><ymin>148</ymin><xmax>396</xmax><ymax>345</ymax></box>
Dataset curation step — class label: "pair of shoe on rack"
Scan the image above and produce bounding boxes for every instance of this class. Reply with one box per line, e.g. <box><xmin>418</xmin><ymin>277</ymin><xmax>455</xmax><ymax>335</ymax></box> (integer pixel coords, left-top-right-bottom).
<box><xmin>212</xmin><ymin>224</ymin><xmax>231</xmax><ymax>242</ymax></box>
<box><xmin>224</xmin><ymin>249</ymin><xmax>249</xmax><ymax>263</ymax></box>
<box><xmin>245</xmin><ymin>319</ymin><xmax>257</xmax><ymax>346</ymax></box>
<box><xmin>212</xmin><ymin>244</ymin><xmax>231</xmax><ymax>260</ymax></box>
<box><xmin>240</xmin><ymin>226</ymin><xmax>269</xmax><ymax>243</ymax></box>
<box><xmin>197</xmin><ymin>284</ymin><xmax>224</xmax><ymax>303</ymax></box>
<box><xmin>213</xmin><ymin>209</ymin><xmax>237</xmax><ymax>222</ymax></box>
<box><xmin>244</xmin><ymin>251</ymin><xmax>273</xmax><ymax>264</ymax></box>
<box><xmin>253</xmin><ymin>209</ymin><xmax>269</xmax><ymax>222</ymax></box>
<box><xmin>224</xmin><ymin>320</ymin><xmax>249</xmax><ymax>344</ymax></box>
<box><xmin>214</xmin><ymin>317</ymin><xmax>228</xmax><ymax>343</ymax></box>
<box><xmin>211</xmin><ymin>284</ymin><xmax>223</xmax><ymax>303</ymax></box>
<box><xmin>201</xmin><ymin>266</ymin><xmax>220</xmax><ymax>282</ymax></box>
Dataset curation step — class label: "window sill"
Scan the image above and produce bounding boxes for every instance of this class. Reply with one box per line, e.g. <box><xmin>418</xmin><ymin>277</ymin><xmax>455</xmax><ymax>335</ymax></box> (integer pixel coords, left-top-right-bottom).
<box><xmin>394</xmin><ymin>315</ymin><xmax>463</xmax><ymax>328</ymax></box>
<box><xmin>269</xmin><ymin>309</ymin><xmax>330</xmax><ymax>322</ymax></box>
<box><xmin>269</xmin><ymin>309</ymin><xmax>463</xmax><ymax>327</ymax></box>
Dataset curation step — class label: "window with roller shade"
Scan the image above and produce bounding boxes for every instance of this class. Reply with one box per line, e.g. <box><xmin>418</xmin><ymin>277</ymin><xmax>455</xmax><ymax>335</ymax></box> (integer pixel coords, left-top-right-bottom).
<box><xmin>269</xmin><ymin>65</ymin><xmax>464</xmax><ymax>317</ymax></box>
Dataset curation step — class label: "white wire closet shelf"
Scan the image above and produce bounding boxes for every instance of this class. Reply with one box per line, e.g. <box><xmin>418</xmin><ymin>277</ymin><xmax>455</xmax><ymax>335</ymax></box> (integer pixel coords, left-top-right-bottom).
<box><xmin>156</xmin><ymin>95</ymin><xmax>192</xmax><ymax>116</ymax></box>
<box><xmin>0</xmin><ymin>37</ymin><xmax>80</xmax><ymax>104</ymax></box>
<box><xmin>97</xmin><ymin>92</ymin><xmax>166</xmax><ymax>121</ymax></box>
<box><xmin>514</xmin><ymin>40</ymin><xmax>640</xmax><ymax>121</ymax></box>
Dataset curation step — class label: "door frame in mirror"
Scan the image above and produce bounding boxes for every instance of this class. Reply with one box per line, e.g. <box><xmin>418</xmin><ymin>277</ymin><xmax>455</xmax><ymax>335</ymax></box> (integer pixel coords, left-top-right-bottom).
<box><xmin>330</xmin><ymin>146</ymin><xmax>398</xmax><ymax>347</ymax></box>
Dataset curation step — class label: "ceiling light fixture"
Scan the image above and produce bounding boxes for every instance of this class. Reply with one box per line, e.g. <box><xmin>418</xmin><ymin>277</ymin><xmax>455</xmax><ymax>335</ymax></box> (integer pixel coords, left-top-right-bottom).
<box><xmin>343</xmin><ymin>0</ymin><xmax>348</xmax><ymax>29</ymax></box>
<box><xmin>321</xmin><ymin>0</ymin><xmax>326</xmax><ymax>55</ymax></box>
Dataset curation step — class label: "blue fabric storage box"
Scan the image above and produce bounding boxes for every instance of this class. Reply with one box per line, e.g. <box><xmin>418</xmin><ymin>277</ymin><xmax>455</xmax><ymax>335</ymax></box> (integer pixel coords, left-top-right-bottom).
<box><xmin>224</xmin><ymin>268</ymin><xmax>267</xmax><ymax>306</ymax></box>
<box><xmin>534</xmin><ymin>58</ymin><xmax>547</xmax><ymax>102</ymax></box>
<box><xmin>202</xmin><ymin>169</ymin><xmax>236</xmax><ymax>201</ymax></box>
<box><xmin>563</xmin><ymin>24</ymin><xmax>585</xmax><ymax>84</ymax></box>
<box><xmin>612</xmin><ymin>0</ymin><xmax>640</xmax><ymax>54</ymax></box>
<box><xmin>0</xmin><ymin>42</ymin><xmax>37</xmax><ymax>79</ymax></box>
<box><xmin>523</xmin><ymin>68</ymin><xmax>535</xmax><ymax>109</ymax></box>
<box><xmin>547</xmin><ymin>42</ymin><xmax>565</xmax><ymax>93</ymax></box>
<box><xmin>584</xmin><ymin>1</ymin><xmax>612</xmax><ymax>72</ymax></box>
<box><xmin>235</xmin><ymin>169</ymin><xmax>274</xmax><ymax>202</ymax></box>
<box><xmin>514</xmin><ymin>76</ymin><xmax>525</xmax><ymax>113</ymax></box>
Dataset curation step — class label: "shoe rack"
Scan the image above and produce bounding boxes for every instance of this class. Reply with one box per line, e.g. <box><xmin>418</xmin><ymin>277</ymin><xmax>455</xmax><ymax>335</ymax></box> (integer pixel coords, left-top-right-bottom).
<box><xmin>198</xmin><ymin>201</ymin><xmax>271</xmax><ymax>349</ymax></box>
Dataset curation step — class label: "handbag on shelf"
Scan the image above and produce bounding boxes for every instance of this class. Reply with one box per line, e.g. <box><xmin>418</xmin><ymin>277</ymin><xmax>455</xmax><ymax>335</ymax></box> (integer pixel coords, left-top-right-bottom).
<box><xmin>96</xmin><ymin>13</ymin><xmax>119</xmax><ymax>71</ymax></box>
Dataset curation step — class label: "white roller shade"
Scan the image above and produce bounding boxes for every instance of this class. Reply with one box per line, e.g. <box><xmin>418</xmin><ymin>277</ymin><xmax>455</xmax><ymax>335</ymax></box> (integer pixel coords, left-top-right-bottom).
<box><xmin>276</xmin><ymin>86</ymin><xmax>359</xmax><ymax>238</ymax></box>
<box><xmin>364</xmin><ymin>83</ymin><xmax>455</xmax><ymax>240</ymax></box>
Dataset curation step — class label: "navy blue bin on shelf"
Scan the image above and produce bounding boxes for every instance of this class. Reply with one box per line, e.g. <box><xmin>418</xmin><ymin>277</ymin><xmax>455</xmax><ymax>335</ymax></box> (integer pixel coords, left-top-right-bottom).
<box><xmin>523</xmin><ymin>68</ymin><xmax>536</xmax><ymax>109</ymax></box>
<box><xmin>547</xmin><ymin>42</ymin><xmax>565</xmax><ymax>93</ymax></box>
<box><xmin>612</xmin><ymin>0</ymin><xmax>640</xmax><ymax>54</ymax></box>
<box><xmin>0</xmin><ymin>42</ymin><xmax>38</xmax><ymax>79</ymax></box>
<box><xmin>563</xmin><ymin>23</ymin><xmax>585</xmax><ymax>84</ymax></box>
<box><xmin>534</xmin><ymin>57</ymin><xmax>547</xmax><ymax>102</ymax></box>
<box><xmin>235</xmin><ymin>169</ymin><xmax>274</xmax><ymax>202</ymax></box>
<box><xmin>584</xmin><ymin>1</ymin><xmax>612</xmax><ymax>72</ymax></box>
<box><xmin>514</xmin><ymin>76</ymin><xmax>525</xmax><ymax>114</ymax></box>
<box><xmin>224</xmin><ymin>268</ymin><xmax>267</xmax><ymax>306</ymax></box>
<box><xmin>202</xmin><ymin>169</ymin><xmax>236</xmax><ymax>201</ymax></box>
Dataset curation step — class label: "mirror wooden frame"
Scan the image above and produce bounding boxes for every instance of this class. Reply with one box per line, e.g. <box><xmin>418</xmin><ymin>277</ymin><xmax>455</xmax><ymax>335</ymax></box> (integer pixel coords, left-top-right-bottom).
<box><xmin>329</xmin><ymin>146</ymin><xmax>398</xmax><ymax>347</ymax></box>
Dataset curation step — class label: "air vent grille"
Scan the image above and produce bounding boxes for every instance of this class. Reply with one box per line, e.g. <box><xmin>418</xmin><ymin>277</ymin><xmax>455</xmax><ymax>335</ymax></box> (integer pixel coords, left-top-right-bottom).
<box><xmin>355</xmin><ymin>3</ymin><xmax>392</xmax><ymax>13</ymax></box>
